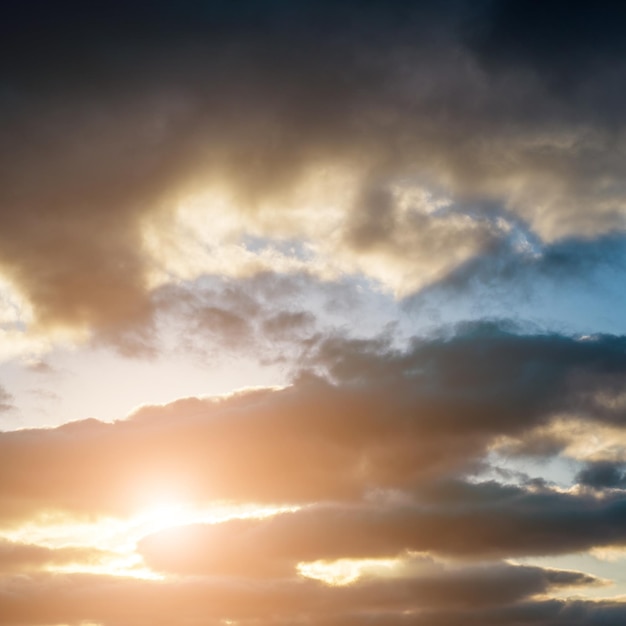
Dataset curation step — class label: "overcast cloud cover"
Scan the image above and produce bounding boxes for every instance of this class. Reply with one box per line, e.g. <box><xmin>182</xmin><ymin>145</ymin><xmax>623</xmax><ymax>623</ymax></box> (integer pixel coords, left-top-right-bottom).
<box><xmin>2</xmin><ymin>1</ymin><xmax>626</xmax><ymax>625</ymax></box>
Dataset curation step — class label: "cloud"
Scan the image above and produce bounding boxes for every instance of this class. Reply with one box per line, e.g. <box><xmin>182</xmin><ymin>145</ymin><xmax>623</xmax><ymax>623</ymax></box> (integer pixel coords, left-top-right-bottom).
<box><xmin>148</xmin><ymin>274</ymin><xmax>322</xmax><ymax>363</ymax></box>
<box><xmin>0</xmin><ymin>387</ymin><xmax>13</xmax><ymax>413</ymax></box>
<box><xmin>576</xmin><ymin>461</ymin><xmax>626</xmax><ymax>489</ymax></box>
<box><xmin>138</xmin><ymin>479</ymin><xmax>626</xmax><ymax>575</ymax></box>
<box><xmin>0</xmin><ymin>540</ymin><xmax>106</xmax><ymax>574</ymax></box>
<box><xmin>4</xmin><ymin>4</ymin><xmax>626</xmax><ymax>624</ymax></box>
<box><xmin>469</xmin><ymin>0</ymin><xmax>626</xmax><ymax>96</ymax></box>
<box><xmin>407</xmin><ymin>232</ymin><xmax>626</xmax><ymax>316</ymax></box>
<box><xmin>2</xmin><ymin>1</ymin><xmax>626</xmax><ymax>337</ymax></box>
<box><xmin>263</xmin><ymin>599</ymin><xmax>626</xmax><ymax>626</ymax></box>
<box><xmin>0</xmin><ymin>325</ymin><xmax>625</xmax><ymax>523</ymax></box>
<box><xmin>0</xmin><ymin>562</ymin><xmax>602</xmax><ymax>626</ymax></box>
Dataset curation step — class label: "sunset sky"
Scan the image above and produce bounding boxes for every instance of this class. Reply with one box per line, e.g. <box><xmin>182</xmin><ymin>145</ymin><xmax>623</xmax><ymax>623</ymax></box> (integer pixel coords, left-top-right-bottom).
<box><xmin>3</xmin><ymin>1</ymin><xmax>626</xmax><ymax>625</ymax></box>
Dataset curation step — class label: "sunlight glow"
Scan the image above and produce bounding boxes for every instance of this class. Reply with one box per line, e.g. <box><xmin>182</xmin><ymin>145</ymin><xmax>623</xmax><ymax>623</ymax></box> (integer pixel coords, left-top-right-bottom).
<box><xmin>1</xmin><ymin>503</ymin><xmax>299</xmax><ymax>578</ymax></box>
<box><xmin>50</xmin><ymin>552</ymin><xmax>162</xmax><ymax>580</ymax></box>
<box><xmin>297</xmin><ymin>557</ymin><xmax>401</xmax><ymax>585</ymax></box>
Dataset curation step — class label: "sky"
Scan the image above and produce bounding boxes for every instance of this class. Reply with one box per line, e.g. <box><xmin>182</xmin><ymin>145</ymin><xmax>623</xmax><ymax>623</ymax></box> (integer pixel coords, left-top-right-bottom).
<box><xmin>3</xmin><ymin>1</ymin><xmax>626</xmax><ymax>624</ymax></box>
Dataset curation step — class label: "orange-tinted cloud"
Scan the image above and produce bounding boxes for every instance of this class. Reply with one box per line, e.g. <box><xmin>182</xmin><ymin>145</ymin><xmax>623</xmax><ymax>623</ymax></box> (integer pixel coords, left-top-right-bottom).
<box><xmin>139</xmin><ymin>479</ymin><xmax>626</xmax><ymax>576</ymax></box>
<box><xmin>0</xmin><ymin>562</ymin><xmax>601</xmax><ymax>626</ymax></box>
<box><xmin>0</xmin><ymin>540</ymin><xmax>106</xmax><ymax>574</ymax></box>
<box><xmin>1</xmin><ymin>327</ymin><xmax>626</xmax><ymax>523</ymax></box>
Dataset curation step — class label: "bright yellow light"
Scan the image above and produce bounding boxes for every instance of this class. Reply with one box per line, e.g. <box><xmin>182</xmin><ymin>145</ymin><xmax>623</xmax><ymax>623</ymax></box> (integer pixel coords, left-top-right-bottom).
<box><xmin>50</xmin><ymin>552</ymin><xmax>162</xmax><ymax>580</ymax></box>
<box><xmin>297</xmin><ymin>557</ymin><xmax>401</xmax><ymax>585</ymax></box>
<box><xmin>1</xmin><ymin>503</ymin><xmax>299</xmax><ymax>579</ymax></box>
<box><xmin>133</xmin><ymin>501</ymin><xmax>194</xmax><ymax>536</ymax></box>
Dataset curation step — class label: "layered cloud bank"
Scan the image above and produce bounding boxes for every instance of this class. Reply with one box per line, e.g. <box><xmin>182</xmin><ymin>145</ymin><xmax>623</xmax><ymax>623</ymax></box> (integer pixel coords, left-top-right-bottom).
<box><xmin>3</xmin><ymin>328</ymin><xmax>626</xmax><ymax>521</ymax></box>
<box><xmin>3</xmin><ymin>1</ymin><xmax>626</xmax><ymax>625</ymax></box>
<box><xmin>3</xmin><ymin>328</ymin><xmax>626</xmax><ymax>623</ymax></box>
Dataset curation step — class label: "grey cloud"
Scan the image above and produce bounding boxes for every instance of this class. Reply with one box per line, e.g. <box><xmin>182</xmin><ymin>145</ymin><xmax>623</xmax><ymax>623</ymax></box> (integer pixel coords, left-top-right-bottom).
<box><xmin>150</xmin><ymin>274</ymin><xmax>323</xmax><ymax>364</ymax></box>
<box><xmin>139</xmin><ymin>479</ymin><xmax>626</xmax><ymax>574</ymax></box>
<box><xmin>0</xmin><ymin>386</ymin><xmax>14</xmax><ymax>413</ymax></box>
<box><xmin>2</xmin><ymin>326</ymin><xmax>626</xmax><ymax>521</ymax></box>
<box><xmin>469</xmin><ymin>0</ymin><xmax>626</xmax><ymax>102</ymax></box>
<box><xmin>262</xmin><ymin>598</ymin><xmax>626</xmax><ymax>626</ymax></box>
<box><xmin>2</xmin><ymin>2</ymin><xmax>626</xmax><ymax>332</ymax></box>
<box><xmin>576</xmin><ymin>461</ymin><xmax>626</xmax><ymax>489</ymax></box>
<box><xmin>406</xmin><ymin>232</ymin><xmax>626</xmax><ymax>321</ymax></box>
<box><xmin>0</xmin><ymin>562</ymin><xmax>602</xmax><ymax>626</ymax></box>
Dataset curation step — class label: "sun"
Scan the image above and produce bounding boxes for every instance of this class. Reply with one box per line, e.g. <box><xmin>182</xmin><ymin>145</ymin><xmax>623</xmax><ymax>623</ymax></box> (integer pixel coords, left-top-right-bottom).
<box><xmin>0</xmin><ymin>499</ymin><xmax>300</xmax><ymax>581</ymax></box>
<box><xmin>135</xmin><ymin>500</ymin><xmax>194</xmax><ymax>535</ymax></box>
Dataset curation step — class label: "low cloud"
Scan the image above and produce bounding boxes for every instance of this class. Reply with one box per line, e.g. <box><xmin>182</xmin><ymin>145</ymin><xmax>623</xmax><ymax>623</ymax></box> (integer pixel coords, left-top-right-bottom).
<box><xmin>576</xmin><ymin>461</ymin><xmax>626</xmax><ymax>489</ymax></box>
<box><xmin>0</xmin><ymin>562</ymin><xmax>602</xmax><ymax>626</ymax></box>
<box><xmin>0</xmin><ymin>540</ymin><xmax>106</xmax><ymax>574</ymax></box>
<box><xmin>139</xmin><ymin>479</ymin><xmax>626</xmax><ymax>576</ymax></box>
<box><xmin>2</xmin><ymin>326</ymin><xmax>626</xmax><ymax>522</ymax></box>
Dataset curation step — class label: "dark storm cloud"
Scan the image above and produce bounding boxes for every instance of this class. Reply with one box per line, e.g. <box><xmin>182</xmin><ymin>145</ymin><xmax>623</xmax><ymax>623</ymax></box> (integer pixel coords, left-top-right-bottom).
<box><xmin>0</xmin><ymin>563</ymin><xmax>602</xmax><ymax>626</ymax></box>
<box><xmin>264</xmin><ymin>599</ymin><xmax>626</xmax><ymax>626</ymax></box>
<box><xmin>470</xmin><ymin>0</ymin><xmax>626</xmax><ymax>99</ymax></box>
<box><xmin>1</xmin><ymin>325</ymin><xmax>626</xmax><ymax>522</ymax></box>
<box><xmin>0</xmin><ymin>0</ymin><xmax>450</xmax><ymax>332</ymax></box>
<box><xmin>2</xmin><ymin>1</ymin><xmax>626</xmax><ymax>332</ymax></box>
<box><xmin>576</xmin><ymin>460</ymin><xmax>626</xmax><ymax>489</ymax></box>
<box><xmin>315</xmin><ymin>323</ymin><xmax>626</xmax><ymax>431</ymax></box>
